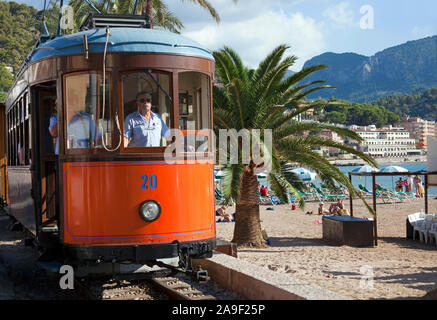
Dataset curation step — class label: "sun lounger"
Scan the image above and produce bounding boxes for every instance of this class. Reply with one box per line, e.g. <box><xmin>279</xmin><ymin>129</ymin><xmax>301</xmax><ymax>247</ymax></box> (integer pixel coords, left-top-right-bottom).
<box><xmin>315</xmin><ymin>187</ymin><xmax>346</xmax><ymax>201</ymax></box>
<box><xmin>270</xmin><ymin>196</ymin><xmax>282</xmax><ymax>205</ymax></box>
<box><xmin>215</xmin><ymin>189</ymin><xmax>226</xmax><ymax>204</ymax></box>
<box><xmin>298</xmin><ymin>191</ymin><xmax>320</xmax><ymax>201</ymax></box>
<box><xmin>260</xmin><ymin>196</ymin><xmax>272</xmax><ymax>205</ymax></box>
<box><xmin>358</xmin><ymin>184</ymin><xmax>376</xmax><ymax>197</ymax></box>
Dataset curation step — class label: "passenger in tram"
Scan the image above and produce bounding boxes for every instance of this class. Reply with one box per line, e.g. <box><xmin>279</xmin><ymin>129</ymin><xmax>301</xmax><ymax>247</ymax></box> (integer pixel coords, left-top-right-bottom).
<box><xmin>124</xmin><ymin>91</ymin><xmax>170</xmax><ymax>148</ymax></box>
<box><xmin>48</xmin><ymin>99</ymin><xmax>59</xmax><ymax>154</ymax></box>
<box><xmin>67</xmin><ymin>111</ymin><xmax>101</xmax><ymax>149</ymax></box>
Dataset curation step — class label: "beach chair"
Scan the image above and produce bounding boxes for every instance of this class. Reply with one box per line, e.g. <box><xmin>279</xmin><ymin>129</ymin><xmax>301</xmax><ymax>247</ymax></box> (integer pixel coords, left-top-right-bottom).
<box><xmin>259</xmin><ymin>196</ymin><xmax>272</xmax><ymax>205</ymax></box>
<box><xmin>358</xmin><ymin>184</ymin><xmax>374</xmax><ymax>197</ymax></box>
<box><xmin>394</xmin><ymin>190</ymin><xmax>415</xmax><ymax>202</ymax></box>
<box><xmin>270</xmin><ymin>196</ymin><xmax>282</xmax><ymax>205</ymax></box>
<box><xmin>315</xmin><ymin>187</ymin><xmax>346</xmax><ymax>201</ymax></box>
<box><xmin>375</xmin><ymin>185</ymin><xmax>408</xmax><ymax>203</ymax></box>
<box><xmin>414</xmin><ymin>214</ymin><xmax>434</xmax><ymax>243</ymax></box>
<box><xmin>298</xmin><ymin>191</ymin><xmax>319</xmax><ymax>202</ymax></box>
<box><xmin>428</xmin><ymin>222</ymin><xmax>437</xmax><ymax>247</ymax></box>
<box><xmin>215</xmin><ymin>189</ymin><xmax>226</xmax><ymax>204</ymax></box>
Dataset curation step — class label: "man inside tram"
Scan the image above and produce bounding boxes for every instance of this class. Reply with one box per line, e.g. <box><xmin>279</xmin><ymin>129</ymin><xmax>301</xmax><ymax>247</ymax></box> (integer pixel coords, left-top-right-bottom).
<box><xmin>124</xmin><ymin>91</ymin><xmax>170</xmax><ymax>148</ymax></box>
<box><xmin>49</xmin><ymin>99</ymin><xmax>59</xmax><ymax>154</ymax></box>
<box><xmin>67</xmin><ymin>111</ymin><xmax>101</xmax><ymax>149</ymax></box>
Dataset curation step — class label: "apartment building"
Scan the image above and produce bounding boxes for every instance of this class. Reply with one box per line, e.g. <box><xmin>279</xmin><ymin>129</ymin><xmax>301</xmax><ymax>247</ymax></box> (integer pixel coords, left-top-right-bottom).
<box><xmin>399</xmin><ymin>117</ymin><xmax>436</xmax><ymax>150</ymax></box>
<box><xmin>350</xmin><ymin>125</ymin><xmax>421</xmax><ymax>158</ymax></box>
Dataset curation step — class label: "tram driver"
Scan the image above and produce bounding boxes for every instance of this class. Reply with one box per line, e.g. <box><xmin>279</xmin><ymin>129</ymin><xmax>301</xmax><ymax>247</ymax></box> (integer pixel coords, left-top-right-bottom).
<box><xmin>123</xmin><ymin>91</ymin><xmax>170</xmax><ymax>148</ymax></box>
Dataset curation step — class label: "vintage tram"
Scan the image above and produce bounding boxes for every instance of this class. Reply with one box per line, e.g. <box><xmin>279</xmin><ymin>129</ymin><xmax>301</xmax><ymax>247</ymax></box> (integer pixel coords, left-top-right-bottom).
<box><xmin>0</xmin><ymin>13</ymin><xmax>216</xmax><ymax>274</ymax></box>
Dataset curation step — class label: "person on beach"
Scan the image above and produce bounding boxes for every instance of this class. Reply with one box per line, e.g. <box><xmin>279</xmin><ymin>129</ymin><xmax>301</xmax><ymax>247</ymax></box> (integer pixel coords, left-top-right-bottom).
<box><xmin>395</xmin><ymin>178</ymin><xmax>403</xmax><ymax>192</ymax></box>
<box><xmin>402</xmin><ymin>178</ymin><xmax>409</xmax><ymax>192</ymax></box>
<box><xmin>318</xmin><ymin>202</ymin><xmax>330</xmax><ymax>215</ymax></box>
<box><xmin>414</xmin><ymin>175</ymin><xmax>424</xmax><ymax>198</ymax></box>
<box><xmin>329</xmin><ymin>199</ymin><xmax>344</xmax><ymax>215</ymax></box>
<box><xmin>407</xmin><ymin>175</ymin><xmax>414</xmax><ymax>193</ymax></box>
<box><xmin>216</xmin><ymin>206</ymin><xmax>234</xmax><ymax>222</ymax></box>
<box><xmin>260</xmin><ymin>185</ymin><xmax>268</xmax><ymax>197</ymax></box>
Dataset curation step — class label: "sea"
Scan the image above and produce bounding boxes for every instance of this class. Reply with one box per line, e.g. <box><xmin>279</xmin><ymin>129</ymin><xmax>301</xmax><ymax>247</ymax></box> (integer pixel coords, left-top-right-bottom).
<box><xmin>337</xmin><ymin>162</ymin><xmax>436</xmax><ymax>195</ymax></box>
<box><xmin>257</xmin><ymin>162</ymin><xmax>437</xmax><ymax>195</ymax></box>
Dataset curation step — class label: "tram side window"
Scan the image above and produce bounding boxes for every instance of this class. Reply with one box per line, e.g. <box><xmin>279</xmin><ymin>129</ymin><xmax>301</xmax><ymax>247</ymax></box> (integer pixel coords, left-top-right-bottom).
<box><xmin>121</xmin><ymin>71</ymin><xmax>171</xmax><ymax>149</ymax></box>
<box><xmin>65</xmin><ymin>72</ymin><xmax>111</xmax><ymax>151</ymax></box>
<box><xmin>24</xmin><ymin>93</ymin><xmax>31</xmax><ymax>165</ymax></box>
<box><xmin>178</xmin><ymin>72</ymin><xmax>211</xmax><ymax>152</ymax></box>
<box><xmin>7</xmin><ymin>103</ymin><xmax>18</xmax><ymax>166</ymax></box>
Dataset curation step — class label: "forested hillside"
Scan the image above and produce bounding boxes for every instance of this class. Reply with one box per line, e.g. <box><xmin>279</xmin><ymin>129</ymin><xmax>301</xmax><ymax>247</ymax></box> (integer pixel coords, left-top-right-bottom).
<box><xmin>0</xmin><ymin>1</ymin><xmax>60</xmax><ymax>98</ymax></box>
<box><xmin>376</xmin><ymin>88</ymin><xmax>437</xmax><ymax>121</ymax></box>
<box><xmin>319</xmin><ymin>99</ymin><xmax>401</xmax><ymax>128</ymax></box>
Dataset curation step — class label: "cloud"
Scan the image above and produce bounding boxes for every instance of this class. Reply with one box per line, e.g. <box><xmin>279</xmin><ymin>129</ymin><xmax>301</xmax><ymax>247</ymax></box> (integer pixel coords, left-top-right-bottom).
<box><xmin>322</xmin><ymin>2</ymin><xmax>356</xmax><ymax>27</ymax></box>
<box><xmin>183</xmin><ymin>9</ymin><xmax>326</xmax><ymax>71</ymax></box>
<box><xmin>411</xmin><ymin>26</ymin><xmax>435</xmax><ymax>38</ymax></box>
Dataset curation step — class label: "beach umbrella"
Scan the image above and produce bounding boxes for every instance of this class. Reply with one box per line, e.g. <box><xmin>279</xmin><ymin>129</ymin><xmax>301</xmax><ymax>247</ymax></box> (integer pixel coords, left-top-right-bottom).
<box><xmin>380</xmin><ymin>166</ymin><xmax>408</xmax><ymax>173</ymax></box>
<box><xmin>380</xmin><ymin>166</ymin><xmax>408</xmax><ymax>190</ymax></box>
<box><xmin>290</xmin><ymin>168</ymin><xmax>318</xmax><ymax>182</ymax></box>
<box><xmin>257</xmin><ymin>172</ymin><xmax>268</xmax><ymax>178</ymax></box>
<box><xmin>214</xmin><ymin>170</ymin><xmax>225</xmax><ymax>179</ymax></box>
<box><xmin>351</xmin><ymin>165</ymin><xmax>379</xmax><ymax>188</ymax></box>
<box><xmin>351</xmin><ymin>165</ymin><xmax>379</xmax><ymax>173</ymax></box>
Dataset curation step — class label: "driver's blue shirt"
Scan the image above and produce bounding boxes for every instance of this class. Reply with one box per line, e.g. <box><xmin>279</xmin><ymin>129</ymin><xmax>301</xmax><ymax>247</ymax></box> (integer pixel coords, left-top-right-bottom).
<box><xmin>124</xmin><ymin>111</ymin><xmax>170</xmax><ymax>147</ymax></box>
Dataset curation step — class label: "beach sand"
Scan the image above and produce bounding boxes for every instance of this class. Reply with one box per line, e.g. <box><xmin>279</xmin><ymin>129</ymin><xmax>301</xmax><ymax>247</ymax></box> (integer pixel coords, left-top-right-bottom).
<box><xmin>215</xmin><ymin>197</ymin><xmax>437</xmax><ymax>300</ymax></box>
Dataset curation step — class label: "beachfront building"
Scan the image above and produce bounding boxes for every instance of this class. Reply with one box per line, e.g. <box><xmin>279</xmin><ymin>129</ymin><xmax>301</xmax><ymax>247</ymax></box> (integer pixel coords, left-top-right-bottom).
<box><xmin>398</xmin><ymin>116</ymin><xmax>436</xmax><ymax>151</ymax></box>
<box><xmin>320</xmin><ymin>128</ymin><xmax>345</xmax><ymax>157</ymax></box>
<box><xmin>349</xmin><ymin>125</ymin><xmax>421</xmax><ymax>158</ymax></box>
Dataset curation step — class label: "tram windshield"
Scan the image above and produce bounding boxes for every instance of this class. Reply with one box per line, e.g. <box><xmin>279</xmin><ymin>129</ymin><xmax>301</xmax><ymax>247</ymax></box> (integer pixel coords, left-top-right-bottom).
<box><xmin>64</xmin><ymin>72</ymin><xmax>112</xmax><ymax>151</ymax></box>
<box><xmin>122</xmin><ymin>71</ymin><xmax>171</xmax><ymax>149</ymax></box>
<box><xmin>178</xmin><ymin>72</ymin><xmax>211</xmax><ymax>153</ymax></box>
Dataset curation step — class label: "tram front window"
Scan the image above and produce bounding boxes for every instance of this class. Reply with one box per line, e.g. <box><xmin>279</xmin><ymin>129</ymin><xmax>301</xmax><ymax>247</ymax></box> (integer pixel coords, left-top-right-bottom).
<box><xmin>65</xmin><ymin>72</ymin><xmax>112</xmax><ymax>151</ymax></box>
<box><xmin>122</xmin><ymin>71</ymin><xmax>171</xmax><ymax>149</ymax></box>
<box><xmin>178</xmin><ymin>72</ymin><xmax>211</xmax><ymax>153</ymax></box>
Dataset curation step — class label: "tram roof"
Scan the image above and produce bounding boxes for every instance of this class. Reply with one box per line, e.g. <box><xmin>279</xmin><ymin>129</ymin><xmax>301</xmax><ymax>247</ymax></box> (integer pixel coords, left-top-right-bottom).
<box><xmin>29</xmin><ymin>27</ymin><xmax>214</xmax><ymax>63</ymax></box>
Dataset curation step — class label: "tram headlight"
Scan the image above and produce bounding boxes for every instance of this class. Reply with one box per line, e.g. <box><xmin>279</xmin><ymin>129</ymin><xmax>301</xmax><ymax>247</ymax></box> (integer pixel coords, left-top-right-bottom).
<box><xmin>139</xmin><ymin>200</ymin><xmax>161</xmax><ymax>222</ymax></box>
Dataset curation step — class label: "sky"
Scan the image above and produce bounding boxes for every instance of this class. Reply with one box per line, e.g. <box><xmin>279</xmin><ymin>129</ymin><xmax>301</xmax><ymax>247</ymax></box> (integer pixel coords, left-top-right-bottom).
<box><xmin>14</xmin><ymin>0</ymin><xmax>437</xmax><ymax>71</ymax></box>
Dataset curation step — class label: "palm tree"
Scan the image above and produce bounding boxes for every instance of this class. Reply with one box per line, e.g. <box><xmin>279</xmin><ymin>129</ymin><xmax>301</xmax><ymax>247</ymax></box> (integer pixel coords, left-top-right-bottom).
<box><xmin>139</xmin><ymin>0</ymin><xmax>221</xmax><ymax>28</ymax></box>
<box><xmin>213</xmin><ymin>45</ymin><xmax>377</xmax><ymax>247</ymax></box>
<box><xmin>69</xmin><ymin>0</ymin><xmax>233</xmax><ymax>33</ymax></box>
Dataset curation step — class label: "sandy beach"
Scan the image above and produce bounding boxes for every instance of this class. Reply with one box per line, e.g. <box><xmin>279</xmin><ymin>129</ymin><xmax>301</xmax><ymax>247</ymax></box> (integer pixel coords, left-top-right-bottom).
<box><xmin>215</xmin><ymin>197</ymin><xmax>437</xmax><ymax>300</ymax></box>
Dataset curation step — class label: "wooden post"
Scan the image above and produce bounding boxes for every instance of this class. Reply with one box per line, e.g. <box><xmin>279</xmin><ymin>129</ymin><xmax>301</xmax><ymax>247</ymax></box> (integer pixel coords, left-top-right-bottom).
<box><xmin>425</xmin><ymin>173</ymin><xmax>428</xmax><ymax>214</ymax></box>
<box><xmin>372</xmin><ymin>173</ymin><xmax>378</xmax><ymax>246</ymax></box>
<box><xmin>349</xmin><ymin>173</ymin><xmax>353</xmax><ymax>217</ymax></box>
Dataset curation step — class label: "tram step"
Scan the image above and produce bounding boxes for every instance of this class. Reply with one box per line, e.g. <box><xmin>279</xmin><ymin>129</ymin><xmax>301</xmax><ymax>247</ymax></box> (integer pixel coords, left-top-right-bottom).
<box><xmin>41</xmin><ymin>225</ymin><xmax>59</xmax><ymax>233</ymax></box>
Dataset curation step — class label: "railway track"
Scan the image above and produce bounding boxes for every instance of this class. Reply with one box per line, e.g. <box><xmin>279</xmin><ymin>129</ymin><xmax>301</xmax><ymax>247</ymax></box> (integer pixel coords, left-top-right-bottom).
<box><xmin>74</xmin><ymin>268</ymin><xmax>242</xmax><ymax>300</ymax></box>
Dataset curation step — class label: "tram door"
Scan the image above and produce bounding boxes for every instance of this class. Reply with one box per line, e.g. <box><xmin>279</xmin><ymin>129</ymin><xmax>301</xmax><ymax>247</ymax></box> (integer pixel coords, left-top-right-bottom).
<box><xmin>31</xmin><ymin>83</ymin><xmax>58</xmax><ymax>229</ymax></box>
<box><xmin>0</xmin><ymin>102</ymin><xmax>7</xmax><ymax>205</ymax></box>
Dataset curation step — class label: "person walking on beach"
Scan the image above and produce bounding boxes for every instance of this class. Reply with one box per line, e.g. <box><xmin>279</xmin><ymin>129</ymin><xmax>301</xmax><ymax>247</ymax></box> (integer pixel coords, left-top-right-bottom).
<box><xmin>414</xmin><ymin>175</ymin><xmax>424</xmax><ymax>198</ymax></box>
<box><xmin>407</xmin><ymin>175</ymin><xmax>414</xmax><ymax>193</ymax></box>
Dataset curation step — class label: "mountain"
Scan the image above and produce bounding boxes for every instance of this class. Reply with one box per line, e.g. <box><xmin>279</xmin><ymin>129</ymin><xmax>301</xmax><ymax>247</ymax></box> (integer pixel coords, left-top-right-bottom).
<box><xmin>301</xmin><ymin>36</ymin><xmax>437</xmax><ymax>102</ymax></box>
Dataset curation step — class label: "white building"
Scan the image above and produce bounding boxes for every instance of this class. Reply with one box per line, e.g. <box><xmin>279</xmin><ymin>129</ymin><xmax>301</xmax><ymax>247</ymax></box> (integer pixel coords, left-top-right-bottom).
<box><xmin>351</xmin><ymin>125</ymin><xmax>421</xmax><ymax>158</ymax></box>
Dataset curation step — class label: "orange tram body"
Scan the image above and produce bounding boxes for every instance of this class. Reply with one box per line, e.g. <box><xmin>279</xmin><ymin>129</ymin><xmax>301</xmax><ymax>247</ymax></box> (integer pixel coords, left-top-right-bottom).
<box><xmin>0</xmin><ymin>14</ymin><xmax>216</xmax><ymax>273</ymax></box>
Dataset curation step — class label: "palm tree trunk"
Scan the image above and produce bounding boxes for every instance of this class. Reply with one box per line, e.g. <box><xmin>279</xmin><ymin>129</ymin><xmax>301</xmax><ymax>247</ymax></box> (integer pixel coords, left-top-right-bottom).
<box><xmin>231</xmin><ymin>165</ymin><xmax>266</xmax><ymax>247</ymax></box>
<box><xmin>142</xmin><ymin>0</ymin><xmax>153</xmax><ymax>28</ymax></box>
